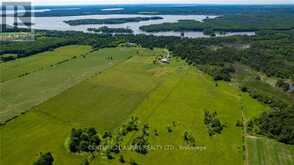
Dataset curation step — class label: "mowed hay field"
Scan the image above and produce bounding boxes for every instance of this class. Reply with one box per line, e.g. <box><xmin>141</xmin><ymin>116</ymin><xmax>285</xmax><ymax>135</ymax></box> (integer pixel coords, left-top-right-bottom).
<box><xmin>1</xmin><ymin>46</ymin><xmax>293</xmax><ymax>165</ymax></box>
<box><xmin>0</xmin><ymin>45</ymin><xmax>92</xmax><ymax>82</ymax></box>
<box><xmin>0</xmin><ymin>47</ymin><xmax>166</xmax><ymax>164</ymax></box>
<box><xmin>0</xmin><ymin>46</ymin><xmax>143</xmax><ymax>123</ymax></box>
<box><xmin>93</xmin><ymin>62</ymin><xmax>270</xmax><ymax>165</ymax></box>
<box><xmin>247</xmin><ymin>137</ymin><xmax>294</xmax><ymax>165</ymax></box>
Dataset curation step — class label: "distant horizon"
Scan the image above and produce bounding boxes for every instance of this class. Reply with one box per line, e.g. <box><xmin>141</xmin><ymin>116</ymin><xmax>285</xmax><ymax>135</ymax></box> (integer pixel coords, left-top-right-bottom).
<box><xmin>31</xmin><ymin>3</ymin><xmax>294</xmax><ymax>7</ymax></box>
<box><xmin>22</xmin><ymin>0</ymin><xmax>294</xmax><ymax>6</ymax></box>
<box><xmin>1</xmin><ymin>0</ymin><xmax>294</xmax><ymax>6</ymax></box>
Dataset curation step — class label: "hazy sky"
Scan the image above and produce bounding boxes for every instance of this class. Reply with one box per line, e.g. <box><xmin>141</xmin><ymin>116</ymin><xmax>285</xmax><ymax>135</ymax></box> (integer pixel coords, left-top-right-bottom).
<box><xmin>4</xmin><ymin>0</ymin><xmax>294</xmax><ymax>5</ymax></box>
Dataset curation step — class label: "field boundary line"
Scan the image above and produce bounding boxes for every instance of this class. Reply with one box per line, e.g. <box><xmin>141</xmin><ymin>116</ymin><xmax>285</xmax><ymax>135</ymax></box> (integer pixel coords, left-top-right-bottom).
<box><xmin>25</xmin><ymin>56</ymin><xmax>136</xmax><ymax>126</ymax></box>
<box><xmin>0</xmin><ymin>46</ymin><xmax>94</xmax><ymax>83</ymax></box>
<box><xmin>0</xmin><ymin>51</ymin><xmax>131</xmax><ymax>126</ymax></box>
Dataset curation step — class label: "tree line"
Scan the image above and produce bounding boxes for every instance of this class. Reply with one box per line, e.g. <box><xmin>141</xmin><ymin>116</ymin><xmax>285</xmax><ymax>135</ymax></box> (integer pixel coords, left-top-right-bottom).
<box><xmin>139</xmin><ymin>13</ymin><xmax>294</xmax><ymax>33</ymax></box>
<box><xmin>88</xmin><ymin>26</ymin><xmax>133</xmax><ymax>34</ymax></box>
<box><xmin>64</xmin><ymin>17</ymin><xmax>163</xmax><ymax>26</ymax></box>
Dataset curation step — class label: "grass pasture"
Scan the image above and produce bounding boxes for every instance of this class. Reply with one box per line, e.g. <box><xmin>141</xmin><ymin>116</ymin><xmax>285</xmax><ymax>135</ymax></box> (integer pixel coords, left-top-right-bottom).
<box><xmin>247</xmin><ymin>137</ymin><xmax>294</xmax><ymax>165</ymax></box>
<box><xmin>0</xmin><ymin>47</ymin><xmax>150</xmax><ymax>123</ymax></box>
<box><xmin>94</xmin><ymin>63</ymin><xmax>270</xmax><ymax>165</ymax></box>
<box><xmin>0</xmin><ymin>46</ymin><xmax>292</xmax><ymax>165</ymax></box>
<box><xmin>0</xmin><ymin>47</ymin><xmax>166</xmax><ymax>165</ymax></box>
<box><xmin>0</xmin><ymin>45</ymin><xmax>92</xmax><ymax>82</ymax></box>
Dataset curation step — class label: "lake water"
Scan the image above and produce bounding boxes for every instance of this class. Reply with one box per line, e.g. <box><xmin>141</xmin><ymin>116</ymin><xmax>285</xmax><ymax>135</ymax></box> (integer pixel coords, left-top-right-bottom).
<box><xmin>4</xmin><ymin>14</ymin><xmax>255</xmax><ymax>38</ymax></box>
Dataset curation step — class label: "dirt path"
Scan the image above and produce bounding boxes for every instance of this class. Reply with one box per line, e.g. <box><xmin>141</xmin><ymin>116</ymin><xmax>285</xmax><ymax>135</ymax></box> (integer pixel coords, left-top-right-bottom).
<box><xmin>242</xmin><ymin>111</ymin><xmax>249</xmax><ymax>165</ymax></box>
<box><xmin>246</xmin><ymin>135</ymin><xmax>259</xmax><ymax>139</ymax></box>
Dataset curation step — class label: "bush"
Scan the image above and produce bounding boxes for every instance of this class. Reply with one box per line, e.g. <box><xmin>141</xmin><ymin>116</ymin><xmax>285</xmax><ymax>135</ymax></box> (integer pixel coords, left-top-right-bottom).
<box><xmin>184</xmin><ymin>131</ymin><xmax>196</xmax><ymax>146</ymax></box>
<box><xmin>102</xmin><ymin>131</ymin><xmax>112</xmax><ymax>139</ymax></box>
<box><xmin>132</xmin><ymin>136</ymin><xmax>149</xmax><ymax>154</ymax></box>
<box><xmin>110</xmin><ymin>143</ymin><xmax>121</xmax><ymax>154</ymax></box>
<box><xmin>69</xmin><ymin>128</ymin><xmax>101</xmax><ymax>153</ymax></box>
<box><xmin>33</xmin><ymin>152</ymin><xmax>54</xmax><ymax>165</ymax></box>
<box><xmin>0</xmin><ymin>54</ymin><xmax>17</xmax><ymax>62</ymax></box>
<box><xmin>213</xmin><ymin>70</ymin><xmax>232</xmax><ymax>81</ymax></box>
<box><xmin>106</xmin><ymin>150</ymin><xmax>114</xmax><ymax>160</ymax></box>
<box><xmin>81</xmin><ymin>159</ymin><xmax>89</xmax><ymax>165</ymax></box>
<box><xmin>167</xmin><ymin>126</ymin><xmax>173</xmax><ymax>133</ymax></box>
<box><xmin>276</xmin><ymin>79</ymin><xmax>290</xmax><ymax>91</ymax></box>
<box><xmin>240</xmin><ymin>86</ymin><xmax>248</xmax><ymax>92</ymax></box>
<box><xmin>236</xmin><ymin>120</ymin><xmax>243</xmax><ymax>127</ymax></box>
<box><xmin>130</xmin><ymin>159</ymin><xmax>138</xmax><ymax>165</ymax></box>
<box><xmin>79</xmin><ymin>141</ymin><xmax>90</xmax><ymax>152</ymax></box>
<box><xmin>119</xmin><ymin>155</ymin><xmax>126</xmax><ymax>163</ymax></box>
<box><xmin>204</xmin><ymin>111</ymin><xmax>225</xmax><ymax>136</ymax></box>
<box><xmin>126</xmin><ymin>117</ymin><xmax>139</xmax><ymax>132</ymax></box>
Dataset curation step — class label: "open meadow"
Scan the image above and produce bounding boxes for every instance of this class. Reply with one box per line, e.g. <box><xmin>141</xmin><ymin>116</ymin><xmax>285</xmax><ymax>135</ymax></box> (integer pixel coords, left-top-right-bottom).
<box><xmin>247</xmin><ymin>137</ymin><xmax>294</xmax><ymax>165</ymax></box>
<box><xmin>0</xmin><ymin>46</ymin><xmax>145</xmax><ymax>123</ymax></box>
<box><xmin>0</xmin><ymin>45</ymin><xmax>92</xmax><ymax>82</ymax></box>
<box><xmin>0</xmin><ymin>46</ymin><xmax>293</xmax><ymax>165</ymax></box>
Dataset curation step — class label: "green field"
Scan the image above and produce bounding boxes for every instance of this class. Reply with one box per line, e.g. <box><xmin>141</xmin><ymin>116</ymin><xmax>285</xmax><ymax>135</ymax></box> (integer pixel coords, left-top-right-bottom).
<box><xmin>0</xmin><ymin>46</ymin><xmax>150</xmax><ymax>123</ymax></box>
<box><xmin>0</xmin><ymin>47</ymin><xmax>293</xmax><ymax>165</ymax></box>
<box><xmin>0</xmin><ymin>45</ymin><xmax>92</xmax><ymax>82</ymax></box>
<box><xmin>93</xmin><ymin>61</ymin><xmax>276</xmax><ymax>165</ymax></box>
<box><xmin>0</xmin><ymin>47</ymin><xmax>166</xmax><ymax>164</ymax></box>
<box><xmin>247</xmin><ymin>137</ymin><xmax>294</xmax><ymax>165</ymax></box>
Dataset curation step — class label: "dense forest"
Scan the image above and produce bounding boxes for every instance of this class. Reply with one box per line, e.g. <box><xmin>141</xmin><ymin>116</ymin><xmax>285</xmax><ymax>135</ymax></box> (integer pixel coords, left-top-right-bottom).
<box><xmin>0</xmin><ymin>37</ymin><xmax>72</xmax><ymax>59</ymax></box>
<box><xmin>0</xmin><ymin>31</ymin><xmax>120</xmax><ymax>61</ymax></box>
<box><xmin>248</xmin><ymin>107</ymin><xmax>294</xmax><ymax>144</ymax></box>
<box><xmin>63</xmin><ymin>16</ymin><xmax>163</xmax><ymax>26</ymax></box>
<box><xmin>140</xmin><ymin>13</ymin><xmax>294</xmax><ymax>32</ymax></box>
<box><xmin>88</xmin><ymin>26</ymin><xmax>133</xmax><ymax>34</ymax></box>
